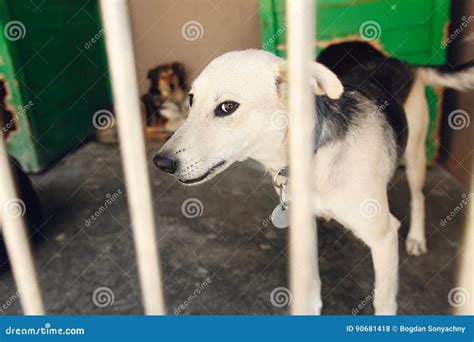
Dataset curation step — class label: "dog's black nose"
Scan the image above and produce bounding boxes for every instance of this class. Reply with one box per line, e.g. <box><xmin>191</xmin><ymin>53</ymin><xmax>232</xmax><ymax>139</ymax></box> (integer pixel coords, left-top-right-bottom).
<box><xmin>153</xmin><ymin>154</ymin><xmax>178</xmax><ymax>174</ymax></box>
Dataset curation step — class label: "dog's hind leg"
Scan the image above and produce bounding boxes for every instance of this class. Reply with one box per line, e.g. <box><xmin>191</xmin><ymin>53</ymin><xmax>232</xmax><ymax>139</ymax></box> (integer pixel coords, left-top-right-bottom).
<box><xmin>405</xmin><ymin>143</ymin><xmax>427</xmax><ymax>256</ymax></box>
<box><xmin>352</xmin><ymin>208</ymin><xmax>399</xmax><ymax>315</ymax></box>
<box><xmin>309</xmin><ymin>258</ymin><xmax>323</xmax><ymax>315</ymax></box>
<box><xmin>403</xmin><ymin>78</ymin><xmax>429</xmax><ymax>256</ymax></box>
<box><xmin>328</xmin><ymin>190</ymin><xmax>399</xmax><ymax>315</ymax></box>
<box><xmin>369</xmin><ymin>213</ymin><xmax>400</xmax><ymax>315</ymax></box>
<box><xmin>372</xmin><ymin>214</ymin><xmax>400</xmax><ymax>315</ymax></box>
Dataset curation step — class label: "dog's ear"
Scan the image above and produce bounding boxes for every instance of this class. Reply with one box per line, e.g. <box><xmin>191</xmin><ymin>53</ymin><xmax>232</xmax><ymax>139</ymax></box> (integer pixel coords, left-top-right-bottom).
<box><xmin>147</xmin><ymin>68</ymin><xmax>157</xmax><ymax>80</ymax></box>
<box><xmin>171</xmin><ymin>62</ymin><xmax>186</xmax><ymax>87</ymax></box>
<box><xmin>276</xmin><ymin>62</ymin><xmax>344</xmax><ymax>100</ymax></box>
<box><xmin>147</xmin><ymin>67</ymin><xmax>160</xmax><ymax>94</ymax></box>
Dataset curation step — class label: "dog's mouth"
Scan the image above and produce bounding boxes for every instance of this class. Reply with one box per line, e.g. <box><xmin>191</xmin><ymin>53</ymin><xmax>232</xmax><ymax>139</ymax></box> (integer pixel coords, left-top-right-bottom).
<box><xmin>177</xmin><ymin>160</ymin><xmax>227</xmax><ymax>185</ymax></box>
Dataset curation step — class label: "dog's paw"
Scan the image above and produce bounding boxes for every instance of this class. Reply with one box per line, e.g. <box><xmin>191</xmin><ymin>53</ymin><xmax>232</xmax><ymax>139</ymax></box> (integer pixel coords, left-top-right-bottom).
<box><xmin>308</xmin><ymin>304</ymin><xmax>322</xmax><ymax>315</ymax></box>
<box><xmin>405</xmin><ymin>237</ymin><xmax>427</xmax><ymax>256</ymax></box>
<box><xmin>374</xmin><ymin>305</ymin><xmax>397</xmax><ymax>315</ymax></box>
<box><xmin>309</xmin><ymin>295</ymin><xmax>322</xmax><ymax>315</ymax></box>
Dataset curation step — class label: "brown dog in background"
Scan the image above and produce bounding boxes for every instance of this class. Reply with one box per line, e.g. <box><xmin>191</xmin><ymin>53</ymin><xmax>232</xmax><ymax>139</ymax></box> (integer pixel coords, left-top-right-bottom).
<box><xmin>141</xmin><ymin>62</ymin><xmax>188</xmax><ymax>131</ymax></box>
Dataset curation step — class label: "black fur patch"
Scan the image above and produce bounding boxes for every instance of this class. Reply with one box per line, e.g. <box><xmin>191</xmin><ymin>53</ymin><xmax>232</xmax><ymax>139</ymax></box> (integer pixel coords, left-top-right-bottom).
<box><xmin>317</xmin><ymin>42</ymin><xmax>412</xmax><ymax>157</ymax></box>
<box><xmin>315</xmin><ymin>93</ymin><xmax>358</xmax><ymax>148</ymax></box>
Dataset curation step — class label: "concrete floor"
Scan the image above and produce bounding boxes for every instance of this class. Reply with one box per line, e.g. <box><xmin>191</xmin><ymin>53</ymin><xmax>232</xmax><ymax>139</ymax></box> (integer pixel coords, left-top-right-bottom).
<box><xmin>0</xmin><ymin>141</ymin><xmax>469</xmax><ymax>315</ymax></box>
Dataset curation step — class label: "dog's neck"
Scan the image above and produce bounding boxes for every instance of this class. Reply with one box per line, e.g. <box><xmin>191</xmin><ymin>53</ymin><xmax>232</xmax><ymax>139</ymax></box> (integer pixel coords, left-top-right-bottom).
<box><xmin>249</xmin><ymin>97</ymin><xmax>328</xmax><ymax>174</ymax></box>
<box><xmin>249</xmin><ymin>131</ymin><xmax>289</xmax><ymax>173</ymax></box>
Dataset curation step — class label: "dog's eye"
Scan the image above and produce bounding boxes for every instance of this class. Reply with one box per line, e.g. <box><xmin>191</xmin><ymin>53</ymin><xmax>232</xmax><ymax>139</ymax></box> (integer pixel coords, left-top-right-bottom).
<box><xmin>215</xmin><ymin>101</ymin><xmax>239</xmax><ymax>117</ymax></box>
<box><xmin>189</xmin><ymin>94</ymin><xmax>194</xmax><ymax>107</ymax></box>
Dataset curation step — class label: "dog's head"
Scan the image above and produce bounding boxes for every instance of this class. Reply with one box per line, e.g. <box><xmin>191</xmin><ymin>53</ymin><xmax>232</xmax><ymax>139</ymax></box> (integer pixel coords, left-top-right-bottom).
<box><xmin>153</xmin><ymin>50</ymin><xmax>343</xmax><ymax>185</ymax></box>
<box><xmin>147</xmin><ymin>62</ymin><xmax>186</xmax><ymax>100</ymax></box>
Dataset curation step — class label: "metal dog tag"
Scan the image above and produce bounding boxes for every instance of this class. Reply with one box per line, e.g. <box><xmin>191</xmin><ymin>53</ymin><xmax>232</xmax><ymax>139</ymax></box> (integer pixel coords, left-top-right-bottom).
<box><xmin>271</xmin><ymin>167</ymin><xmax>290</xmax><ymax>229</ymax></box>
<box><xmin>271</xmin><ymin>203</ymin><xmax>289</xmax><ymax>229</ymax></box>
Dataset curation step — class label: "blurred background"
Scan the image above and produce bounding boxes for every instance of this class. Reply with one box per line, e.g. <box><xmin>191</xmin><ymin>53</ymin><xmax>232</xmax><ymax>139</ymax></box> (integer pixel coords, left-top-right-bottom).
<box><xmin>0</xmin><ymin>0</ymin><xmax>472</xmax><ymax>315</ymax></box>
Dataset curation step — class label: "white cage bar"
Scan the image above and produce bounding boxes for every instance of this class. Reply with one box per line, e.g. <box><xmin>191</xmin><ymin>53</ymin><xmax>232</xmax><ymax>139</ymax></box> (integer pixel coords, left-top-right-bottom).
<box><xmin>100</xmin><ymin>0</ymin><xmax>165</xmax><ymax>315</ymax></box>
<box><xmin>456</xmin><ymin>180</ymin><xmax>473</xmax><ymax>315</ymax></box>
<box><xmin>0</xmin><ymin>129</ymin><xmax>45</xmax><ymax>315</ymax></box>
<box><xmin>286</xmin><ymin>0</ymin><xmax>320</xmax><ymax>314</ymax></box>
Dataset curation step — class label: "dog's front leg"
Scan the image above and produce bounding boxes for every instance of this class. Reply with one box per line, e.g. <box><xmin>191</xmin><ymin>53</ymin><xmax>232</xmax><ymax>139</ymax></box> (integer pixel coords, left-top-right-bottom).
<box><xmin>368</xmin><ymin>214</ymin><xmax>399</xmax><ymax>315</ymax></box>
<box><xmin>310</xmin><ymin>259</ymin><xmax>323</xmax><ymax>315</ymax></box>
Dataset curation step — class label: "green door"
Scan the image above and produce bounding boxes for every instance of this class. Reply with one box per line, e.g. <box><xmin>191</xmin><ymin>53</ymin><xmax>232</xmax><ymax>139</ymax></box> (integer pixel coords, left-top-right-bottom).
<box><xmin>0</xmin><ymin>0</ymin><xmax>111</xmax><ymax>172</ymax></box>
<box><xmin>259</xmin><ymin>0</ymin><xmax>451</xmax><ymax>163</ymax></box>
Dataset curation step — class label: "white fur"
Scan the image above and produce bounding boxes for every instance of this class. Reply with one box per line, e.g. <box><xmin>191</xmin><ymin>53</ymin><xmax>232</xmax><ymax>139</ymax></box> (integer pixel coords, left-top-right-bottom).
<box><xmin>160</xmin><ymin>102</ymin><xmax>189</xmax><ymax>132</ymax></box>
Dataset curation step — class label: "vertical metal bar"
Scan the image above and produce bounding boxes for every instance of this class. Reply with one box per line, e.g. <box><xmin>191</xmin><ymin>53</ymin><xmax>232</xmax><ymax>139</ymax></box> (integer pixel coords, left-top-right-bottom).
<box><xmin>286</xmin><ymin>0</ymin><xmax>319</xmax><ymax>314</ymax></box>
<box><xmin>456</xmin><ymin>181</ymin><xmax>473</xmax><ymax>315</ymax></box>
<box><xmin>100</xmin><ymin>0</ymin><xmax>165</xmax><ymax>314</ymax></box>
<box><xmin>0</xmin><ymin>130</ymin><xmax>45</xmax><ymax>314</ymax></box>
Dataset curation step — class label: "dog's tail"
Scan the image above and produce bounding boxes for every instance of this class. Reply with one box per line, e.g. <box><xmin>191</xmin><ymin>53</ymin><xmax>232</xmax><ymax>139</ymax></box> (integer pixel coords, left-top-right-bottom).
<box><xmin>418</xmin><ymin>61</ymin><xmax>474</xmax><ymax>91</ymax></box>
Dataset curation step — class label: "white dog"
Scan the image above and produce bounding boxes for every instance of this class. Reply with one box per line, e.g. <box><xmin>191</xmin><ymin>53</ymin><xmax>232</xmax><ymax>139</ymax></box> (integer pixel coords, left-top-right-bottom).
<box><xmin>154</xmin><ymin>44</ymin><xmax>474</xmax><ymax>314</ymax></box>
